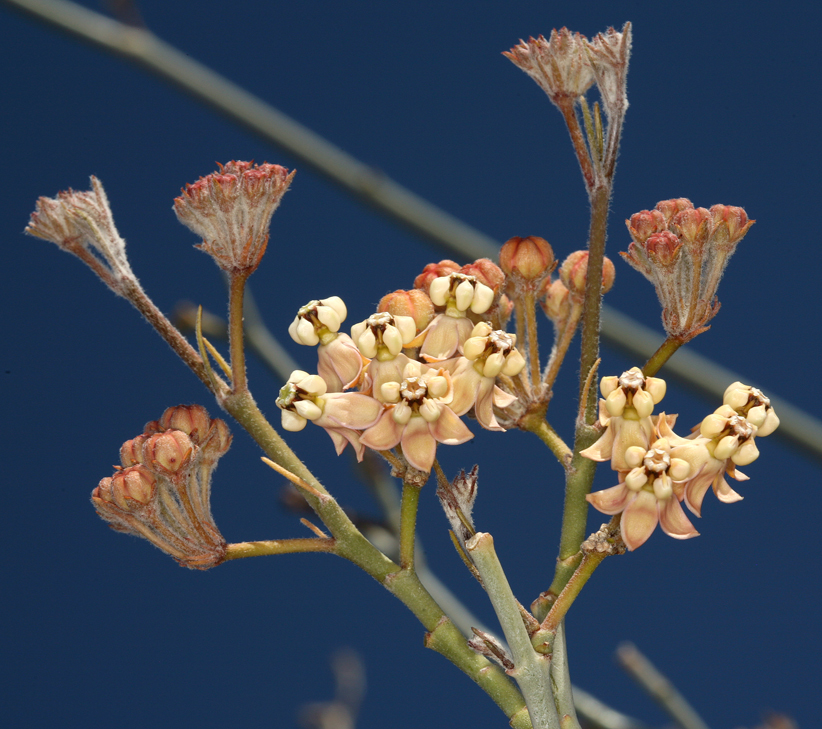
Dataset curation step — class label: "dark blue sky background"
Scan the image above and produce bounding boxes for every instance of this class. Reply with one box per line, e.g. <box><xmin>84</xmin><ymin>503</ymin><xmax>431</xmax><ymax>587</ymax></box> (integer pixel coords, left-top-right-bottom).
<box><xmin>2</xmin><ymin>2</ymin><xmax>820</xmax><ymax>728</ymax></box>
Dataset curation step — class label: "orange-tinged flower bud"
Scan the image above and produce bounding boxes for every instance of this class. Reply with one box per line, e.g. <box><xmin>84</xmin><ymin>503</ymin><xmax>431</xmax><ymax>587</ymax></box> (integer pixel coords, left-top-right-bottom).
<box><xmin>709</xmin><ymin>205</ymin><xmax>755</xmax><ymax>248</ymax></box>
<box><xmin>559</xmin><ymin>251</ymin><xmax>615</xmax><ymax>296</ymax></box>
<box><xmin>672</xmin><ymin>207</ymin><xmax>711</xmax><ymax>253</ymax></box>
<box><xmin>626</xmin><ymin>209</ymin><xmax>666</xmax><ymax>244</ymax></box>
<box><xmin>460</xmin><ymin>259</ymin><xmax>505</xmax><ymax>293</ymax></box>
<box><xmin>499</xmin><ymin>236</ymin><xmax>555</xmax><ymax>284</ymax></box>
<box><xmin>378</xmin><ymin>289</ymin><xmax>436</xmax><ymax>332</ymax></box>
<box><xmin>414</xmin><ymin>260</ymin><xmax>460</xmax><ymax>294</ymax></box>
<box><xmin>158</xmin><ymin>404</ymin><xmax>212</xmax><ymax>445</ymax></box>
<box><xmin>144</xmin><ymin>430</ymin><xmax>193</xmax><ymax>476</ymax></box>
<box><xmin>645</xmin><ymin>231</ymin><xmax>682</xmax><ymax>268</ymax></box>
<box><xmin>120</xmin><ymin>434</ymin><xmax>149</xmax><ymax>467</ymax></box>
<box><xmin>655</xmin><ymin>198</ymin><xmax>693</xmax><ymax>225</ymax></box>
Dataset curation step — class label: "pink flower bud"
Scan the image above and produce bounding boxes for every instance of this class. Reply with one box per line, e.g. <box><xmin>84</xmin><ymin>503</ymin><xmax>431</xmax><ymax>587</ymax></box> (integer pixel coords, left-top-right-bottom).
<box><xmin>499</xmin><ymin>236</ymin><xmax>555</xmax><ymax>283</ymax></box>
<box><xmin>414</xmin><ymin>260</ymin><xmax>461</xmax><ymax>294</ymax></box>
<box><xmin>655</xmin><ymin>198</ymin><xmax>693</xmax><ymax>225</ymax></box>
<box><xmin>626</xmin><ymin>209</ymin><xmax>666</xmax><ymax>244</ymax></box>
<box><xmin>378</xmin><ymin>289</ymin><xmax>435</xmax><ymax>332</ymax></box>
<box><xmin>645</xmin><ymin>231</ymin><xmax>682</xmax><ymax>268</ymax></box>
<box><xmin>559</xmin><ymin>251</ymin><xmax>615</xmax><ymax>297</ymax></box>
<box><xmin>460</xmin><ymin>259</ymin><xmax>506</xmax><ymax>293</ymax></box>
<box><xmin>143</xmin><ymin>431</ymin><xmax>194</xmax><ymax>476</ymax></box>
<box><xmin>158</xmin><ymin>404</ymin><xmax>212</xmax><ymax>445</ymax></box>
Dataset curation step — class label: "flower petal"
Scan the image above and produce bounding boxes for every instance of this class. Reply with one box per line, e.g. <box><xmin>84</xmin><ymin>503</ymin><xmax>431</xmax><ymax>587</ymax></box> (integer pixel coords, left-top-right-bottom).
<box><xmin>401</xmin><ymin>416</ymin><xmax>438</xmax><ymax>472</ymax></box>
<box><xmin>429</xmin><ymin>406</ymin><xmax>474</xmax><ymax>445</ymax></box>
<box><xmin>359</xmin><ymin>410</ymin><xmax>403</xmax><ymax>452</ymax></box>
<box><xmin>658</xmin><ymin>497</ymin><xmax>699</xmax><ymax>540</ymax></box>
<box><xmin>320</xmin><ymin>393</ymin><xmax>383</xmax><ymax>430</ymax></box>
<box><xmin>621</xmin><ymin>490</ymin><xmax>659</xmax><ymax>550</ymax></box>
<box><xmin>586</xmin><ymin>483</ymin><xmax>632</xmax><ymax>515</ymax></box>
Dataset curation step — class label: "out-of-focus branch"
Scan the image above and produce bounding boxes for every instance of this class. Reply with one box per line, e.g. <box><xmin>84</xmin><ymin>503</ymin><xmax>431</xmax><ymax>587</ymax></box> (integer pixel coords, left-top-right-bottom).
<box><xmin>616</xmin><ymin>643</ymin><xmax>710</xmax><ymax>729</ymax></box>
<box><xmin>6</xmin><ymin>0</ymin><xmax>821</xmax><ymax>462</ymax></box>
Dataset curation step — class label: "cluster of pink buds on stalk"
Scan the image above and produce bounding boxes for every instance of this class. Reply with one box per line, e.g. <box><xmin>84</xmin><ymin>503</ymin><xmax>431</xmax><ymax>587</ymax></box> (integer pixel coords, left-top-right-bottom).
<box><xmin>582</xmin><ymin>369</ymin><xmax>778</xmax><ymax>550</ymax></box>
<box><xmin>622</xmin><ymin>198</ymin><xmax>755</xmax><ymax>340</ymax></box>
<box><xmin>92</xmin><ymin>405</ymin><xmax>231</xmax><ymax>569</ymax></box>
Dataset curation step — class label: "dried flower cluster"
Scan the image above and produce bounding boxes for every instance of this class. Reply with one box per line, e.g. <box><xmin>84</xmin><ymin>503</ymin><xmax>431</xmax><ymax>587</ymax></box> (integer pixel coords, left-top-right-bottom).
<box><xmin>582</xmin><ymin>370</ymin><xmax>778</xmax><ymax>550</ymax></box>
<box><xmin>92</xmin><ymin>405</ymin><xmax>231</xmax><ymax>569</ymax></box>
<box><xmin>622</xmin><ymin>198</ymin><xmax>754</xmax><ymax>339</ymax></box>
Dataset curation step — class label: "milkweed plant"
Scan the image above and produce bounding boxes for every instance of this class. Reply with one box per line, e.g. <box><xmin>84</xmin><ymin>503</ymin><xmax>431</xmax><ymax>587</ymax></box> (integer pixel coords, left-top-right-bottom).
<box><xmin>24</xmin><ymin>22</ymin><xmax>779</xmax><ymax>729</ymax></box>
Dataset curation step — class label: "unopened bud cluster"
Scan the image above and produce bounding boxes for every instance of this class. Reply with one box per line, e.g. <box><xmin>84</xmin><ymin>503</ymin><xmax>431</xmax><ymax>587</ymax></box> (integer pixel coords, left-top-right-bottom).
<box><xmin>92</xmin><ymin>405</ymin><xmax>231</xmax><ymax>569</ymax></box>
<box><xmin>622</xmin><ymin>198</ymin><xmax>754</xmax><ymax>339</ymax></box>
<box><xmin>582</xmin><ymin>368</ymin><xmax>778</xmax><ymax>550</ymax></box>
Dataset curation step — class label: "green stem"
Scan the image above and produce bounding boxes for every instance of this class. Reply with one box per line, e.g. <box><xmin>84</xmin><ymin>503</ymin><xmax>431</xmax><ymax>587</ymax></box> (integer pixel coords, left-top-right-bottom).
<box><xmin>399</xmin><ymin>481</ymin><xmax>421</xmax><ymax>571</ymax></box>
<box><xmin>220</xmin><ymin>390</ymin><xmax>530</xmax><ymax>726</ymax></box>
<box><xmin>467</xmin><ymin>532</ymin><xmax>559</xmax><ymax>729</ymax></box>
<box><xmin>541</xmin><ymin>301</ymin><xmax>582</xmax><ymax>393</ymax></box>
<box><xmin>541</xmin><ymin>550</ymin><xmax>607</xmax><ymax>633</ymax></box>
<box><xmin>225</xmin><ymin>538</ymin><xmax>336</xmax><ymax>560</ymax></box>
<box><xmin>525</xmin><ymin>419</ymin><xmax>573</xmax><ymax>468</ymax></box>
<box><xmin>228</xmin><ymin>269</ymin><xmax>250</xmax><ymax>394</ymax></box>
<box><xmin>550</xmin><ymin>622</ymin><xmax>581</xmax><ymax>729</ymax></box>
<box><xmin>514</xmin><ymin>298</ymin><xmax>533</xmax><ymax>395</ymax></box>
<box><xmin>643</xmin><ymin>335</ymin><xmax>685</xmax><ymax>377</ymax></box>
<box><xmin>548</xmin><ymin>425</ymin><xmax>600</xmax><ymax>598</ymax></box>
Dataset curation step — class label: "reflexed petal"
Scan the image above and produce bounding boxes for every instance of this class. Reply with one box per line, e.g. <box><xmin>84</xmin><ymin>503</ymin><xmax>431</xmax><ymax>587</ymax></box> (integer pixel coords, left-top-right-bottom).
<box><xmin>713</xmin><ymin>472</ymin><xmax>744</xmax><ymax>503</ymax></box>
<box><xmin>429</xmin><ymin>406</ymin><xmax>474</xmax><ymax>445</ymax></box>
<box><xmin>360</xmin><ymin>410</ymin><xmax>403</xmax><ymax>451</ymax></box>
<box><xmin>318</xmin><ymin>335</ymin><xmax>365</xmax><ymax>391</ymax></box>
<box><xmin>659</xmin><ymin>497</ymin><xmax>699</xmax><ymax>540</ymax></box>
<box><xmin>326</xmin><ymin>427</ymin><xmax>366</xmax><ymax>461</ymax></box>
<box><xmin>321</xmin><ymin>393</ymin><xmax>383</xmax><ymax>429</ymax></box>
<box><xmin>492</xmin><ymin>386</ymin><xmax>517</xmax><ymax>409</ymax></box>
<box><xmin>579</xmin><ymin>425</ymin><xmax>615</xmax><ymax>462</ymax></box>
<box><xmin>449</xmin><ymin>362</ymin><xmax>482</xmax><ymax>416</ymax></box>
<box><xmin>621</xmin><ymin>490</ymin><xmax>659</xmax><ymax>550</ymax></box>
<box><xmin>401</xmin><ymin>416</ymin><xmax>438</xmax><ymax>471</ymax></box>
<box><xmin>474</xmin><ymin>380</ymin><xmax>503</xmax><ymax>431</ymax></box>
<box><xmin>586</xmin><ymin>483</ymin><xmax>632</xmax><ymax>515</ymax></box>
<box><xmin>420</xmin><ymin>316</ymin><xmax>468</xmax><ymax>361</ymax></box>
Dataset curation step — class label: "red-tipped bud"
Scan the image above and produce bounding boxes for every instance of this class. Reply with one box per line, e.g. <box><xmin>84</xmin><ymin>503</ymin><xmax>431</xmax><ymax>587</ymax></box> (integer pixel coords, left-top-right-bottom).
<box><xmin>120</xmin><ymin>434</ymin><xmax>149</xmax><ymax>467</ymax></box>
<box><xmin>414</xmin><ymin>260</ymin><xmax>461</xmax><ymax>293</ymax></box>
<box><xmin>673</xmin><ymin>207</ymin><xmax>711</xmax><ymax>252</ymax></box>
<box><xmin>626</xmin><ymin>209</ymin><xmax>666</xmax><ymax>244</ymax></box>
<box><xmin>460</xmin><ymin>258</ymin><xmax>505</xmax><ymax>293</ymax></box>
<box><xmin>499</xmin><ymin>236</ymin><xmax>555</xmax><ymax>282</ymax></box>
<box><xmin>144</xmin><ymin>431</ymin><xmax>194</xmax><ymax>476</ymax></box>
<box><xmin>95</xmin><ymin>465</ymin><xmax>157</xmax><ymax>512</ymax></box>
<box><xmin>655</xmin><ymin>198</ymin><xmax>693</xmax><ymax>225</ymax></box>
<box><xmin>200</xmin><ymin>418</ymin><xmax>232</xmax><ymax>465</ymax></box>
<box><xmin>378</xmin><ymin>289</ymin><xmax>436</xmax><ymax>332</ymax></box>
<box><xmin>158</xmin><ymin>404</ymin><xmax>212</xmax><ymax>445</ymax></box>
<box><xmin>559</xmin><ymin>251</ymin><xmax>615</xmax><ymax>297</ymax></box>
<box><xmin>709</xmin><ymin>205</ymin><xmax>754</xmax><ymax>248</ymax></box>
<box><xmin>645</xmin><ymin>231</ymin><xmax>682</xmax><ymax>268</ymax></box>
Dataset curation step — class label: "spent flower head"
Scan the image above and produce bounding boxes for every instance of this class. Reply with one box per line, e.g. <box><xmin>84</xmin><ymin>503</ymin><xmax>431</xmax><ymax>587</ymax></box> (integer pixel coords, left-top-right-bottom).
<box><xmin>174</xmin><ymin>160</ymin><xmax>295</xmax><ymax>274</ymax></box>
<box><xmin>622</xmin><ymin>198</ymin><xmax>754</xmax><ymax>339</ymax></box>
<box><xmin>25</xmin><ymin>176</ymin><xmax>136</xmax><ymax>294</ymax></box>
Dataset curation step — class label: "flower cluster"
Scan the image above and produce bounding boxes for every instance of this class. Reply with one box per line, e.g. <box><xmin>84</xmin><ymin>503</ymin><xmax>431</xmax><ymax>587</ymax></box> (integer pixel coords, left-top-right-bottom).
<box><xmin>92</xmin><ymin>405</ymin><xmax>231</xmax><ymax>569</ymax></box>
<box><xmin>582</xmin><ymin>369</ymin><xmax>778</xmax><ymax>550</ymax></box>
<box><xmin>622</xmin><ymin>199</ymin><xmax>755</xmax><ymax>339</ymax></box>
<box><xmin>278</xmin><ymin>263</ymin><xmax>527</xmax><ymax>473</ymax></box>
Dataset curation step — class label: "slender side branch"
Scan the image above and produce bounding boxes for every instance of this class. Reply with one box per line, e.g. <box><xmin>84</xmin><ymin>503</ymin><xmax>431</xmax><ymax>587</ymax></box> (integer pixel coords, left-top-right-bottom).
<box><xmin>399</xmin><ymin>481</ymin><xmax>421</xmax><ymax>571</ymax></box>
<box><xmin>225</xmin><ymin>538</ymin><xmax>336</xmax><ymax>560</ymax></box>
<box><xmin>227</xmin><ymin>270</ymin><xmax>250</xmax><ymax>393</ymax></box>
<box><xmin>642</xmin><ymin>335</ymin><xmax>685</xmax><ymax>377</ymax></box>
